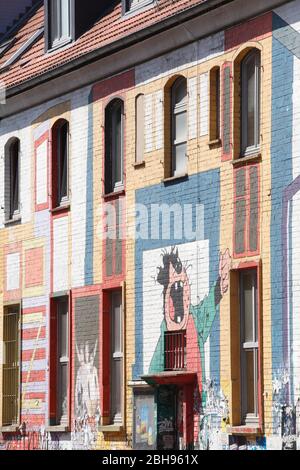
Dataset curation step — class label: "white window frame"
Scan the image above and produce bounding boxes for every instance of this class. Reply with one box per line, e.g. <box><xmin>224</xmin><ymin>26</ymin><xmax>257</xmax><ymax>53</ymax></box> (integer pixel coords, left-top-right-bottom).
<box><xmin>49</xmin><ymin>0</ymin><xmax>71</xmax><ymax>50</ymax></box>
<box><xmin>241</xmin><ymin>50</ymin><xmax>261</xmax><ymax>156</ymax></box>
<box><xmin>56</xmin><ymin>297</ymin><xmax>69</xmax><ymax>426</ymax></box>
<box><xmin>105</xmin><ymin>99</ymin><xmax>124</xmax><ymax>194</ymax></box>
<box><xmin>56</xmin><ymin>121</ymin><xmax>69</xmax><ymax>206</ymax></box>
<box><xmin>4</xmin><ymin>138</ymin><xmax>20</xmax><ymax>222</ymax></box>
<box><xmin>171</xmin><ymin>77</ymin><xmax>188</xmax><ymax>177</ymax></box>
<box><xmin>135</xmin><ymin>94</ymin><xmax>145</xmax><ymax>164</ymax></box>
<box><xmin>124</xmin><ymin>0</ymin><xmax>155</xmax><ymax>15</ymax></box>
<box><xmin>110</xmin><ymin>291</ymin><xmax>123</xmax><ymax>425</ymax></box>
<box><xmin>240</xmin><ymin>270</ymin><xmax>259</xmax><ymax>426</ymax></box>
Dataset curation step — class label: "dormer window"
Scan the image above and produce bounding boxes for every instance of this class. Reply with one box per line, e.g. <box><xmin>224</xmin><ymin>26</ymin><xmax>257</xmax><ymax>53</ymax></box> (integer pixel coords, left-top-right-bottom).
<box><xmin>47</xmin><ymin>0</ymin><xmax>72</xmax><ymax>50</ymax></box>
<box><xmin>123</xmin><ymin>0</ymin><xmax>155</xmax><ymax>15</ymax></box>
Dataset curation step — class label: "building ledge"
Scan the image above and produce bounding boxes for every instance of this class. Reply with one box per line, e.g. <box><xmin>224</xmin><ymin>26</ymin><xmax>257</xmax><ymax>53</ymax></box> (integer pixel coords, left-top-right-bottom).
<box><xmin>50</xmin><ymin>203</ymin><xmax>71</xmax><ymax>214</ymax></box>
<box><xmin>45</xmin><ymin>425</ymin><xmax>70</xmax><ymax>433</ymax></box>
<box><xmin>208</xmin><ymin>138</ymin><xmax>222</xmax><ymax>148</ymax></box>
<box><xmin>142</xmin><ymin>370</ymin><xmax>196</xmax><ymax>386</ymax></box>
<box><xmin>4</xmin><ymin>215</ymin><xmax>22</xmax><ymax>226</ymax></box>
<box><xmin>231</xmin><ymin>153</ymin><xmax>262</xmax><ymax>167</ymax></box>
<box><xmin>227</xmin><ymin>425</ymin><xmax>262</xmax><ymax>435</ymax></box>
<box><xmin>133</xmin><ymin>160</ymin><xmax>146</xmax><ymax>169</ymax></box>
<box><xmin>162</xmin><ymin>173</ymin><xmax>188</xmax><ymax>184</ymax></box>
<box><xmin>0</xmin><ymin>425</ymin><xmax>19</xmax><ymax>433</ymax></box>
<box><xmin>103</xmin><ymin>189</ymin><xmax>125</xmax><ymax>201</ymax></box>
<box><xmin>98</xmin><ymin>425</ymin><xmax>123</xmax><ymax>433</ymax></box>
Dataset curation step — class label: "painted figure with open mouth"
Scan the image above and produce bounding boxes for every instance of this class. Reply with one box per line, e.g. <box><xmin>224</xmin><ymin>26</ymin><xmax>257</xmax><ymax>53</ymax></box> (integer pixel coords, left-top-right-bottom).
<box><xmin>149</xmin><ymin>246</ymin><xmax>231</xmax><ymax>410</ymax></box>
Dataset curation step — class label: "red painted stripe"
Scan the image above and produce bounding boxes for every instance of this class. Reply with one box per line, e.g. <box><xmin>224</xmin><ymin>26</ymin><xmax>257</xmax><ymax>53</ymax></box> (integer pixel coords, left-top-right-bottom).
<box><xmin>22</xmin><ymin>326</ymin><xmax>46</xmax><ymax>340</ymax></box>
<box><xmin>225</xmin><ymin>12</ymin><xmax>272</xmax><ymax>51</ymax></box>
<box><xmin>21</xmin><ymin>370</ymin><xmax>46</xmax><ymax>383</ymax></box>
<box><xmin>23</xmin><ymin>392</ymin><xmax>46</xmax><ymax>401</ymax></box>
<box><xmin>20</xmin><ymin>414</ymin><xmax>45</xmax><ymax>425</ymax></box>
<box><xmin>22</xmin><ymin>349</ymin><xmax>46</xmax><ymax>361</ymax></box>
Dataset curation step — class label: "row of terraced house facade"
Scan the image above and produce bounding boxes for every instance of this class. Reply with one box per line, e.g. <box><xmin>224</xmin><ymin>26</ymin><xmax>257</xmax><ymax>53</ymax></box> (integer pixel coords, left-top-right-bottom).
<box><xmin>0</xmin><ymin>0</ymin><xmax>300</xmax><ymax>451</ymax></box>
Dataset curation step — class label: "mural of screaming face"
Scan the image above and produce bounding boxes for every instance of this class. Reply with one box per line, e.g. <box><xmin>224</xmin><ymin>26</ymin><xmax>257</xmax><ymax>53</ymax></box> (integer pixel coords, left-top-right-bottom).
<box><xmin>149</xmin><ymin>245</ymin><xmax>231</xmax><ymax>409</ymax></box>
<box><xmin>157</xmin><ymin>248</ymin><xmax>191</xmax><ymax>332</ymax></box>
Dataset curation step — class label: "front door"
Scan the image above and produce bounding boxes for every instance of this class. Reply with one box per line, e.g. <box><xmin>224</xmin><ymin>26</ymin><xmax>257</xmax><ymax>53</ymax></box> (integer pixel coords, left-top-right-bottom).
<box><xmin>157</xmin><ymin>386</ymin><xmax>178</xmax><ymax>450</ymax></box>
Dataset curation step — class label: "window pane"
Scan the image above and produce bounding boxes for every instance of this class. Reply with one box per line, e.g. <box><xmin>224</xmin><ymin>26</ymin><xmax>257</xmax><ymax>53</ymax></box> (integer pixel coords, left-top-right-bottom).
<box><xmin>60</xmin><ymin>0</ymin><xmax>70</xmax><ymax>39</ymax></box>
<box><xmin>136</xmin><ymin>95</ymin><xmax>145</xmax><ymax>163</ymax></box>
<box><xmin>174</xmin><ymin>80</ymin><xmax>187</xmax><ymax>108</ymax></box>
<box><xmin>216</xmin><ymin>69</ymin><xmax>220</xmax><ymax>138</ymax></box>
<box><xmin>112</xmin><ymin>358</ymin><xmax>122</xmax><ymax>422</ymax></box>
<box><xmin>242</xmin><ymin>272</ymin><xmax>255</xmax><ymax>343</ymax></box>
<box><xmin>247</xmin><ymin>58</ymin><xmax>255</xmax><ymax>148</ymax></box>
<box><xmin>58</xmin><ymin>362</ymin><xmax>68</xmax><ymax>422</ymax></box>
<box><xmin>111</xmin><ymin>102</ymin><xmax>123</xmax><ymax>189</ymax></box>
<box><xmin>173</xmin><ymin>143</ymin><xmax>187</xmax><ymax>176</ymax></box>
<box><xmin>51</xmin><ymin>0</ymin><xmax>59</xmax><ymax>43</ymax></box>
<box><xmin>112</xmin><ymin>293</ymin><xmax>122</xmax><ymax>354</ymax></box>
<box><xmin>58</xmin><ymin>300</ymin><xmax>68</xmax><ymax>359</ymax></box>
<box><xmin>245</xmin><ymin>349</ymin><xmax>258</xmax><ymax>416</ymax></box>
<box><xmin>10</xmin><ymin>141</ymin><xmax>19</xmax><ymax>218</ymax></box>
<box><xmin>111</xmin><ymin>292</ymin><xmax>123</xmax><ymax>424</ymax></box>
<box><xmin>174</xmin><ymin>112</ymin><xmax>187</xmax><ymax>143</ymax></box>
<box><xmin>58</xmin><ymin>122</ymin><xmax>68</xmax><ymax>201</ymax></box>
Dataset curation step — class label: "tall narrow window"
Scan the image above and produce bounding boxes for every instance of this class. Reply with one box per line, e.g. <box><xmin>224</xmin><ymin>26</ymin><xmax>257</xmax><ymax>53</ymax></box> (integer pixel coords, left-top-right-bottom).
<box><xmin>111</xmin><ymin>291</ymin><xmax>123</xmax><ymax>425</ymax></box>
<box><xmin>2</xmin><ymin>306</ymin><xmax>20</xmax><ymax>427</ymax></box>
<box><xmin>49</xmin><ymin>0</ymin><xmax>71</xmax><ymax>49</ymax></box>
<box><xmin>52</xmin><ymin>120</ymin><xmax>69</xmax><ymax>208</ymax></box>
<box><xmin>105</xmin><ymin>99</ymin><xmax>124</xmax><ymax>194</ymax></box>
<box><xmin>57</xmin><ymin>298</ymin><xmax>69</xmax><ymax>425</ymax></box>
<box><xmin>4</xmin><ymin>138</ymin><xmax>20</xmax><ymax>222</ymax></box>
<box><xmin>135</xmin><ymin>94</ymin><xmax>145</xmax><ymax>164</ymax></box>
<box><xmin>171</xmin><ymin>77</ymin><xmax>187</xmax><ymax>177</ymax></box>
<box><xmin>50</xmin><ymin>297</ymin><xmax>69</xmax><ymax>426</ymax></box>
<box><xmin>210</xmin><ymin>67</ymin><xmax>220</xmax><ymax>142</ymax></box>
<box><xmin>240</xmin><ymin>270</ymin><xmax>259</xmax><ymax>425</ymax></box>
<box><xmin>241</xmin><ymin>50</ymin><xmax>261</xmax><ymax>155</ymax></box>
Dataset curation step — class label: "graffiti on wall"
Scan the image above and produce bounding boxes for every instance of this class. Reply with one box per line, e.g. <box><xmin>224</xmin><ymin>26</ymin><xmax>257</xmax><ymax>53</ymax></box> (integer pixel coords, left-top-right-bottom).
<box><xmin>74</xmin><ymin>295</ymin><xmax>101</xmax><ymax>449</ymax></box>
<box><xmin>75</xmin><ymin>341</ymin><xmax>100</xmax><ymax>419</ymax></box>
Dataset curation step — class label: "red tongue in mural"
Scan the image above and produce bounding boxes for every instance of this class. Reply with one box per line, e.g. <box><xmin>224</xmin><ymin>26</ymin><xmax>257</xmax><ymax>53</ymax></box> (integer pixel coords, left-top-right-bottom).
<box><xmin>169</xmin><ymin>294</ymin><xmax>175</xmax><ymax>321</ymax></box>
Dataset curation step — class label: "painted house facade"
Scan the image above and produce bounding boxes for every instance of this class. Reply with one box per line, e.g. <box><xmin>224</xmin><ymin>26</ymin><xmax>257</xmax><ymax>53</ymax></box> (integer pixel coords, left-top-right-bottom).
<box><xmin>0</xmin><ymin>0</ymin><xmax>300</xmax><ymax>451</ymax></box>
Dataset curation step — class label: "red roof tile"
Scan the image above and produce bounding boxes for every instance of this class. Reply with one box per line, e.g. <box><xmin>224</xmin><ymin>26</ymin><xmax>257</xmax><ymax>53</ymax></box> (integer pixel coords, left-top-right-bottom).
<box><xmin>0</xmin><ymin>0</ymin><xmax>207</xmax><ymax>91</ymax></box>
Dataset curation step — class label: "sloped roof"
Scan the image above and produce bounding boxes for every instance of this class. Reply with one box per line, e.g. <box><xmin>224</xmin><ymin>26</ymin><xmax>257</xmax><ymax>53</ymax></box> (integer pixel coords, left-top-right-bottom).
<box><xmin>0</xmin><ymin>0</ymin><xmax>208</xmax><ymax>91</ymax></box>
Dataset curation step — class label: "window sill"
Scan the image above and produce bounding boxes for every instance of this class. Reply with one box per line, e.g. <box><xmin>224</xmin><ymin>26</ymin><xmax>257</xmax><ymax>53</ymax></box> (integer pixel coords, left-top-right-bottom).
<box><xmin>45</xmin><ymin>425</ymin><xmax>70</xmax><ymax>433</ymax></box>
<box><xmin>98</xmin><ymin>425</ymin><xmax>123</xmax><ymax>433</ymax></box>
<box><xmin>227</xmin><ymin>425</ymin><xmax>262</xmax><ymax>435</ymax></box>
<box><xmin>133</xmin><ymin>161</ymin><xmax>145</xmax><ymax>169</ymax></box>
<box><xmin>0</xmin><ymin>425</ymin><xmax>20</xmax><ymax>433</ymax></box>
<box><xmin>50</xmin><ymin>203</ymin><xmax>71</xmax><ymax>214</ymax></box>
<box><xmin>163</xmin><ymin>173</ymin><xmax>188</xmax><ymax>184</ymax></box>
<box><xmin>47</xmin><ymin>37</ymin><xmax>73</xmax><ymax>54</ymax></box>
<box><xmin>4</xmin><ymin>215</ymin><xmax>22</xmax><ymax>226</ymax></box>
<box><xmin>208</xmin><ymin>138</ymin><xmax>222</xmax><ymax>148</ymax></box>
<box><xmin>232</xmin><ymin>153</ymin><xmax>262</xmax><ymax>166</ymax></box>
<box><xmin>103</xmin><ymin>189</ymin><xmax>125</xmax><ymax>201</ymax></box>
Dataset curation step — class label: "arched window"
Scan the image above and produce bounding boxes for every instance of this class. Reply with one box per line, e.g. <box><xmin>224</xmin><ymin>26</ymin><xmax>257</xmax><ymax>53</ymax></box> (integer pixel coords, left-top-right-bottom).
<box><xmin>105</xmin><ymin>99</ymin><xmax>124</xmax><ymax>194</ymax></box>
<box><xmin>135</xmin><ymin>94</ymin><xmax>145</xmax><ymax>164</ymax></box>
<box><xmin>171</xmin><ymin>77</ymin><xmax>187</xmax><ymax>177</ymax></box>
<box><xmin>52</xmin><ymin>119</ymin><xmax>69</xmax><ymax>208</ymax></box>
<box><xmin>241</xmin><ymin>50</ymin><xmax>261</xmax><ymax>155</ymax></box>
<box><xmin>4</xmin><ymin>137</ymin><xmax>20</xmax><ymax>221</ymax></box>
